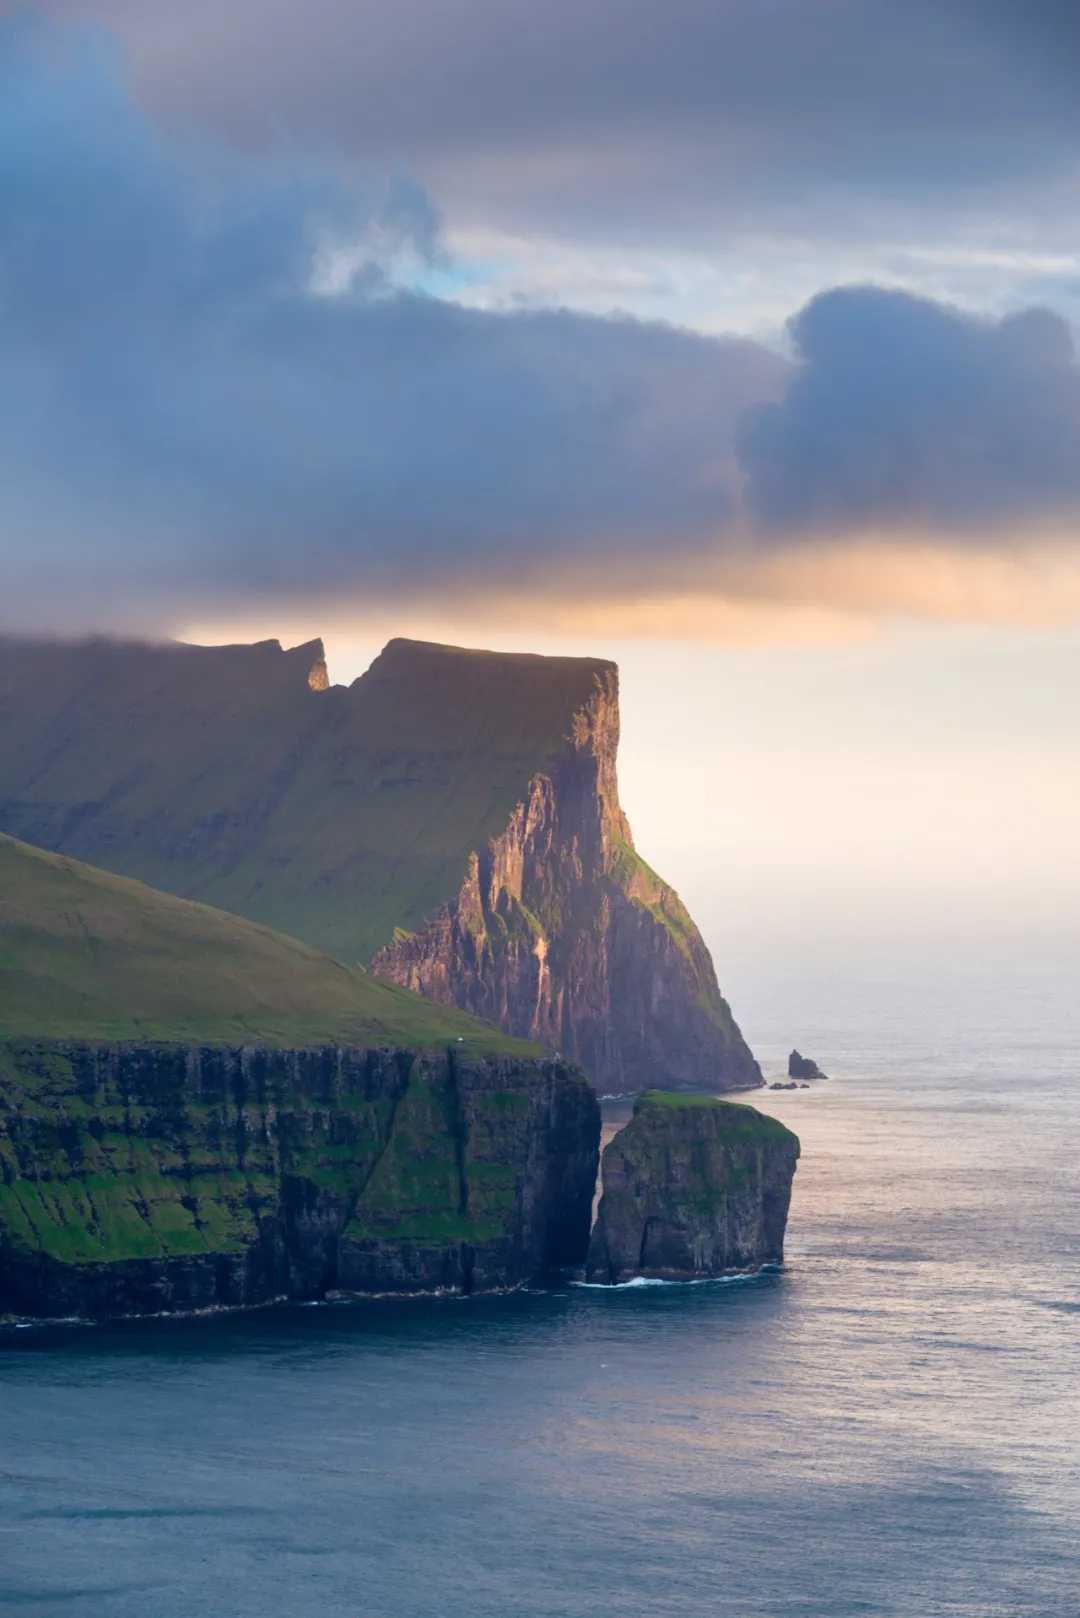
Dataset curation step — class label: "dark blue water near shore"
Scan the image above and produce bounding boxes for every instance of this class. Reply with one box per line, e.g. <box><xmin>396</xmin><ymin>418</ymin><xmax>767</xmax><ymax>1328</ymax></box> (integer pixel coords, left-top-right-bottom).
<box><xmin>3</xmin><ymin>952</ymin><xmax>1079</xmax><ymax>1617</ymax></box>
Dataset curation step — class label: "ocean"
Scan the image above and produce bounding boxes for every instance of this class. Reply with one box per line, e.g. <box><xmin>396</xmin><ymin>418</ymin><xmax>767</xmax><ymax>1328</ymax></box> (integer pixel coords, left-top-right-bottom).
<box><xmin>2</xmin><ymin>941</ymin><xmax>1078</xmax><ymax>1617</ymax></box>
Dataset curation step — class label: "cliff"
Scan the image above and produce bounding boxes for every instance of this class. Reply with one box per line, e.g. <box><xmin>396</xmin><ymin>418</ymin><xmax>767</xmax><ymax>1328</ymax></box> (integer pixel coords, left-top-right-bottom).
<box><xmin>0</xmin><ymin>1042</ymin><xmax>599</xmax><ymax>1320</ymax></box>
<box><xmin>369</xmin><ymin>646</ymin><xmax>761</xmax><ymax>1091</ymax></box>
<box><xmin>0</xmin><ymin>835</ymin><xmax>598</xmax><ymax>1319</ymax></box>
<box><xmin>586</xmin><ymin>1091</ymin><xmax>799</xmax><ymax>1283</ymax></box>
<box><xmin>0</xmin><ymin>632</ymin><xmax>759</xmax><ymax>1091</ymax></box>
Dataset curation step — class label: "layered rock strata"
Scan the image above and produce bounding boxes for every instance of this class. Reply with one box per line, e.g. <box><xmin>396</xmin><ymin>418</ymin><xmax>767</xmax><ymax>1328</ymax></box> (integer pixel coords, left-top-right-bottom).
<box><xmin>0</xmin><ymin>1042</ymin><xmax>599</xmax><ymax>1320</ymax></box>
<box><xmin>586</xmin><ymin>1091</ymin><xmax>799</xmax><ymax>1284</ymax></box>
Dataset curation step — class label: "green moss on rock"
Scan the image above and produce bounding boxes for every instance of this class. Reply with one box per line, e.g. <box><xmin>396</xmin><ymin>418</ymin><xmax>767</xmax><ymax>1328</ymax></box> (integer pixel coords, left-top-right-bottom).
<box><xmin>635</xmin><ymin>1090</ymin><xmax>797</xmax><ymax>1142</ymax></box>
<box><xmin>0</xmin><ymin>1041</ymin><xmax>600</xmax><ymax>1319</ymax></box>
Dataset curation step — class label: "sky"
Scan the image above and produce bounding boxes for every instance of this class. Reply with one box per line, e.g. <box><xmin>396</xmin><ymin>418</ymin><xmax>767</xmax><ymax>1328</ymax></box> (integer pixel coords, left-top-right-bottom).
<box><xmin>2</xmin><ymin>2</ymin><xmax>1079</xmax><ymax>990</ymax></box>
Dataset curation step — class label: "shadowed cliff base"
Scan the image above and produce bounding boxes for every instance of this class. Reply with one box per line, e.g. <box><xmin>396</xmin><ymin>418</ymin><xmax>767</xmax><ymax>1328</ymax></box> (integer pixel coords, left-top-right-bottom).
<box><xmin>0</xmin><ymin>633</ymin><xmax>760</xmax><ymax>1092</ymax></box>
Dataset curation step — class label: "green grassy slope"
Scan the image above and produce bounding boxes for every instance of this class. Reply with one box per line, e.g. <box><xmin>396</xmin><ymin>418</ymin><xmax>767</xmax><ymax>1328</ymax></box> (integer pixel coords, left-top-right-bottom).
<box><xmin>635</xmin><ymin>1090</ymin><xmax>797</xmax><ymax>1142</ymax></box>
<box><xmin>0</xmin><ymin>834</ymin><xmax>529</xmax><ymax>1051</ymax></box>
<box><xmin>0</xmin><ymin>634</ymin><xmax>611</xmax><ymax>963</ymax></box>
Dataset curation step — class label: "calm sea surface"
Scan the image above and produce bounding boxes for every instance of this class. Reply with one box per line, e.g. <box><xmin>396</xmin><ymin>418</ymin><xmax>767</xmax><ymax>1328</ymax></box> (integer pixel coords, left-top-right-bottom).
<box><xmin>2</xmin><ymin>944</ymin><xmax>1078</xmax><ymax>1617</ymax></box>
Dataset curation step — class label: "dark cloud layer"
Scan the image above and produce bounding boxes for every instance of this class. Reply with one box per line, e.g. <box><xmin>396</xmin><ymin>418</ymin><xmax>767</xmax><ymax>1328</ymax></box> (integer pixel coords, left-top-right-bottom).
<box><xmin>37</xmin><ymin>0</ymin><xmax>1080</xmax><ymax>250</ymax></box>
<box><xmin>3</xmin><ymin>17</ymin><xmax>1080</xmax><ymax>633</ymax></box>
<box><xmin>742</xmin><ymin>289</ymin><xmax>1080</xmax><ymax>537</ymax></box>
<box><xmin>0</xmin><ymin>18</ymin><xmax>782</xmax><ymax>628</ymax></box>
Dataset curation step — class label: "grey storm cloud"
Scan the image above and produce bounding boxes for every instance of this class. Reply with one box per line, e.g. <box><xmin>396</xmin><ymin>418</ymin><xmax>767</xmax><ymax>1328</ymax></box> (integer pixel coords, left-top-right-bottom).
<box><xmin>0</xmin><ymin>17</ymin><xmax>783</xmax><ymax>626</ymax></box>
<box><xmin>4</xmin><ymin>15</ymin><xmax>1080</xmax><ymax>633</ymax></box>
<box><xmin>36</xmin><ymin>0</ymin><xmax>1080</xmax><ymax>248</ymax></box>
<box><xmin>740</xmin><ymin>288</ymin><xmax>1080</xmax><ymax>537</ymax></box>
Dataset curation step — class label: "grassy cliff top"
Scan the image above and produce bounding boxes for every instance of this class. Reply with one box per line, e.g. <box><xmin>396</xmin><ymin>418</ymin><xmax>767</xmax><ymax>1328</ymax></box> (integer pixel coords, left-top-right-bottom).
<box><xmin>0</xmin><ymin>834</ymin><xmax>531</xmax><ymax>1052</ymax></box>
<box><xmin>348</xmin><ymin>637</ymin><xmax>616</xmax><ymax>766</ymax></box>
<box><xmin>634</xmin><ymin>1090</ymin><xmax>799</xmax><ymax>1144</ymax></box>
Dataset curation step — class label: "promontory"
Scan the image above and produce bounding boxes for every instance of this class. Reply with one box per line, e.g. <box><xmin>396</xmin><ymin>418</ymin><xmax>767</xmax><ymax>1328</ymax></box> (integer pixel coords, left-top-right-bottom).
<box><xmin>0</xmin><ymin>633</ymin><xmax>760</xmax><ymax>1093</ymax></box>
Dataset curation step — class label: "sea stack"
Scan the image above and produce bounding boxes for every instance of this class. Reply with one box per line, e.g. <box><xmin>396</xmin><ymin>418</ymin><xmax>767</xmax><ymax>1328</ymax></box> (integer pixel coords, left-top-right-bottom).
<box><xmin>586</xmin><ymin>1092</ymin><xmax>800</xmax><ymax>1284</ymax></box>
<box><xmin>788</xmin><ymin>1050</ymin><xmax>828</xmax><ymax>1080</ymax></box>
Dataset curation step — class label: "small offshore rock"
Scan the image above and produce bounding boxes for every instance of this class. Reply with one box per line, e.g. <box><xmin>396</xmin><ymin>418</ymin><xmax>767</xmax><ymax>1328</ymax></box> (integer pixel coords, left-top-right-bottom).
<box><xmin>788</xmin><ymin>1049</ymin><xmax>828</xmax><ymax>1081</ymax></box>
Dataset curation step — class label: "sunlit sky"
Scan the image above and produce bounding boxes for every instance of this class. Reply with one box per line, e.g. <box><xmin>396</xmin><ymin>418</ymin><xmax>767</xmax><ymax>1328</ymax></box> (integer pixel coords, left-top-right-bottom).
<box><xmin>5</xmin><ymin>3</ymin><xmax>1080</xmax><ymax>986</ymax></box>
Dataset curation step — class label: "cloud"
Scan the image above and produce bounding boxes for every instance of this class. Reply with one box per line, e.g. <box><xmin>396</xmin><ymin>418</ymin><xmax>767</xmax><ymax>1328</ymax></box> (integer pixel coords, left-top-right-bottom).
<box><xmin>35</xmin><ymin>1</ymin><xmax>1080</xmax><ymax>269</ymax></box>
<box><xmin>740</xmin><ymin>287</ymin><xmax>1080</xmax><ymax>537</ymax></box>
<box><xmin>4</xmin><ymin>15</ymin><xmax>1080</xmax><ymax>641</ymax></box>
<box><xmin>0</xmin><ymin>16</ymin><xmax>784</xmax><ymax>632</ymax></box>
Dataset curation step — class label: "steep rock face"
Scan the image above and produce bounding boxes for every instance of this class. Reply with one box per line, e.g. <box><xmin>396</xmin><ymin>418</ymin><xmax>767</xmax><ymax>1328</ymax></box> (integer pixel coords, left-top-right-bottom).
<box><xmin>586</xmin><ymin>1092</ymin><xmax>799</xmax><ymax>1283</ymax></box>
<box><xmin>371</xmin><ymin>662</ymin><xmax>761</xmax><ymax>1092</ymax></box>
<box><xmin>0</xmin><ymin>633</ymin><xmax>759</xmax><ymax>1092</ymax></box>
<box><xmin>0</xmin><ymin>1042</ymin><xmax>599</xmax><ymax>1320</ymax></box>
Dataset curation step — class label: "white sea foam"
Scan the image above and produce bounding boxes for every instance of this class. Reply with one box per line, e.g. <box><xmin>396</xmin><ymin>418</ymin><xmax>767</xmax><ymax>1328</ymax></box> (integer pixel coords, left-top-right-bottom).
<box><xmin>571</xmin><ymin>1271</ymin><xmax>759</xmax><ymax>1290</ymax></box>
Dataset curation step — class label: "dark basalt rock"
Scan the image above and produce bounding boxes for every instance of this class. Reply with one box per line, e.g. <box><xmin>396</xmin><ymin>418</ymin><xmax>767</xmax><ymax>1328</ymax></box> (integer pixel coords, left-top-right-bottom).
<box><xmin>0</xmin><ymin>1041</ymin><xmax>599</xmax><ymax>1321</ymax></box>
<box><xmin>586</xmin><ymin>1092</ymin><xmax>799</xmax><ymax>1284</ymax></box>
<box><xmin>788</xmin><ymin>1050</ymin><xmax>828</xmax><ymax>1080</ymax></box>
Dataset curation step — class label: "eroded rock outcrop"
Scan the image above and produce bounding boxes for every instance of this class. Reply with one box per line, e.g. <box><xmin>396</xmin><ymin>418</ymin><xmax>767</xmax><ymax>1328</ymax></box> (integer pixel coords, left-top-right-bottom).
<box><xmin>586</xmin><ymin>1091</ymin><xmax>799</xmax><ymax>1284</ymax></box>
<box><xmin>0</xmin><ymin>1042</ymin><xmax>599</xmax><ymax>1320</ymax></box>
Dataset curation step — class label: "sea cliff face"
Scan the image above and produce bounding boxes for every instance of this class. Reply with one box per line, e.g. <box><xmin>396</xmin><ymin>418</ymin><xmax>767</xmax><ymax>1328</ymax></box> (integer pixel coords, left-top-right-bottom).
<box><xmin>586</xmin><ymin>1092</ymin><xmax>799</xmax><ymax>1284</ymax></box>
<box><xmin>372</xmin><ymin>663</ymin><xmax>761</xmax><ymax>1092</ymax></box>
<box><xmin>0</xmin><ymin>634</ymin><xmax>760</xmax><ymax>1094</ymax></box>
<box><xmin>0</xmin><ymin>1042</ymin><xmax>599</xmax><ymax>1320</ymax></box>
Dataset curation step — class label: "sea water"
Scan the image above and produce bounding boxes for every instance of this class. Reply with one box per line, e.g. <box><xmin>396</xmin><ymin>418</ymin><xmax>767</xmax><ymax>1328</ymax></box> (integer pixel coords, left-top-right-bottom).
<box><xmin>2</xmin><ymin>941</ymin><xmax>1078</xmax><ymax>1617</ymax></box>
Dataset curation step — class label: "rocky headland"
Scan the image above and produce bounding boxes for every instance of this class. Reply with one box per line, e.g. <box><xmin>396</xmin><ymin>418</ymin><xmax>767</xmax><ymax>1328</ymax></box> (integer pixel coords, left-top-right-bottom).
<box><xmin>0</xmin><ymin>656</ymin><xmax>793</xmax><ymax>1322</ymax></box>
<box><xmin>0</xmin><ymin>633</ymin><xmax>760</xmax><ymax>1093</ymax></box>
<box><xmin>586</xmin><ymin>1091</ymin><xmax>800</xmax><ymax>1284</ymax></box>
